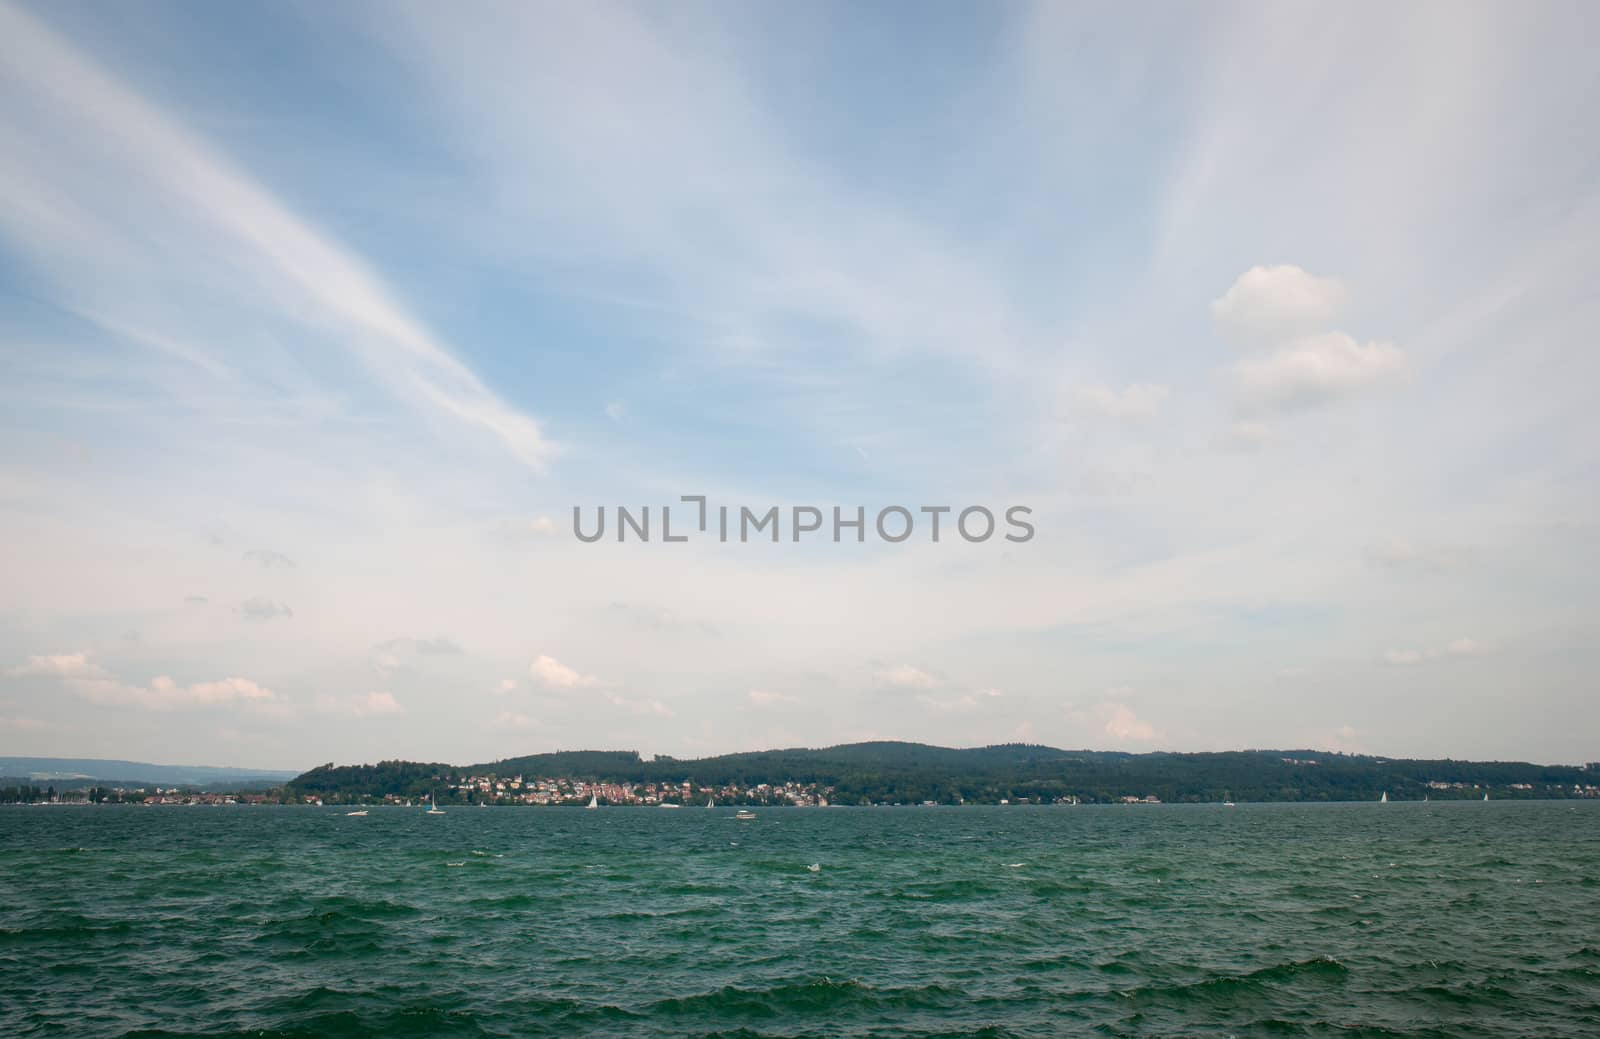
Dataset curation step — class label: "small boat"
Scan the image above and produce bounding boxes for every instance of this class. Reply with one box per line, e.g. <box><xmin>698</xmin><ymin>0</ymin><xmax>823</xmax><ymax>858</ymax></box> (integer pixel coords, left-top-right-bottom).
<box><xmin>706</xmin><ymin>797</ymin><xmax>714</xmax><ymax>809</ymax></box>
<box><xmin>735</xmin><ymin>810</ymin><xmax>756</xmax><ymax>820</ymax></box>
<box><xmin>586</xmin><ymin>792</ymin><xmax>599</xmax><ymax>810</ymax></box>
<box><xmin>659</xmin><ymin>802</ymin><xmax>681</xmax><ymax>809</ymax></box>
<box><xmin>1222</xmin><ymin>791</ymin><xmax>1235</xmax><ymax>807</ymax></box>
<box><xmin>345</xmin><ymin>809</ymin><xmax>368</xmax><ymax>817</ymax></box>
<box><xmin>1380</xmin><ymin>792</ymin><xmax>1388</xmax><ymax>803</ymax></box>
<box><xmin>426</xmin><ymin>793</ymin><xmax>446</xmax><ymax>815</ymax></box>
<box><xmin>1483</xmin><ymin>792</ymin><xmax>1490</xmax><ymax>801</ymax></box>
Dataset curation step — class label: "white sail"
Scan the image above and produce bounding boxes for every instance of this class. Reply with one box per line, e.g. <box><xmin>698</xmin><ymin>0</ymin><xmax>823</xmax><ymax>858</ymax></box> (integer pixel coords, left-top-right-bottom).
<box><xmin>1380</xmin><ymin>791</ymin><xmax>1388</xmax><ymax>803</ymax></box>
<box><xmin>587</xmin><ymin>792</ymin><xmax>599</xmax><ymax>809</ymax></box>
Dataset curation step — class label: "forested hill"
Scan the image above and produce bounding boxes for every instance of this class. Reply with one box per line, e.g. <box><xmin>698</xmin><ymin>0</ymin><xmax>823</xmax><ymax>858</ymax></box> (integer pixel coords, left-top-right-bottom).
<box><xmin>284</xmin><ymin>742</ymin><xmax>1599</xmax><ymax>804</ymax></box>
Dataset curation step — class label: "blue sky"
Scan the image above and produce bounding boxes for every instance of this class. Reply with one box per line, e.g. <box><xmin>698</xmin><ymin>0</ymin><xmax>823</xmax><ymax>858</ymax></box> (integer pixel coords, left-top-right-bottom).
<box><xmin>1</xmin><ymin>1</ymin><xmax>1597</xmax><ymax>768</ymax></box>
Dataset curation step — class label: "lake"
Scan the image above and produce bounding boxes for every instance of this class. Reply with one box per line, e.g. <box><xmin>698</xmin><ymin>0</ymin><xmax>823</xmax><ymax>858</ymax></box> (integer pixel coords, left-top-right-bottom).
<box><xmin>3</xmin><ymin>802</ymin><xmax>1598</xmax><ymax>1037</ymax></box>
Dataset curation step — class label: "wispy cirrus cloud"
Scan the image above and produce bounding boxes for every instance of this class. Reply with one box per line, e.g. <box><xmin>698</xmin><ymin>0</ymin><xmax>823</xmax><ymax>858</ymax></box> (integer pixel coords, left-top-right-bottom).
<box><xmin>0</xmin><ymin>3</ymin><xmax>557</xmax><ymax>470</ymax></box>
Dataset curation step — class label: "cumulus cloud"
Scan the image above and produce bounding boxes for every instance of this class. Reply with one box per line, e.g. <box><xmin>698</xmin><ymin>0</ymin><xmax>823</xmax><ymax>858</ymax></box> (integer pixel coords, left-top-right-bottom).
<box><xmin>1213</xmin><ymin>266</ymin><xmax>1404</xmax><ymax>418</ymax></box>
<box><xmin>239</xmin><ymin>596</ymin><xmax>292</xmax><ymax>621</ymax></box>
<box><xmin>530</xmin><ymin>654</ymin><xmax>600</xmax><ymax>689</ymax></box>
<box><xmin>69</xmin><ymin>673</ymin><xmax>279</xmax><ymax>711</ymax></box>
<box><xmin>495</xmin><ymin>710</ymin><xmax>537</xmax><ymax>729</ymax></box>
<box><xmin>317</xmin><ymin>691</ymin><xmax>404</xmax><ymax>718</ymax></box>
<box><xmin>9</xmin><ymin>652</ymin><xmax>106</xmax><ymax>679</ymax></box>
<box><xmin>1211</xmin><ymin>265</ymin><xmax>1348</xmax><ymax>345</ymax></box>
<box><xmin>11</xmin><ymin>654</ymin><xmax>284</xmax><ymax>714</ymax></box>
<box><xmin>1072</xmin><ymin>382</ymin><xmax>1169</xmax><ymax>421</ymax></box>
<box><xmin>1072</xmin><ymin>699</ymin><xmax>1163</xmax><ymax>745</ymax></box>
<box><xmin>242</xmin><ymin>549</ymin><xmax>294</xmax><ymax>568</ymax></box>
<box><xmin>874</xmin><ymin>664</ymin><xmax>940</xmax><ymax>689</ymax></box>
<box><xmin>1233</xmin><ymin>332</ymin><xmax>1405</xmax><ymax>415</ymax></box>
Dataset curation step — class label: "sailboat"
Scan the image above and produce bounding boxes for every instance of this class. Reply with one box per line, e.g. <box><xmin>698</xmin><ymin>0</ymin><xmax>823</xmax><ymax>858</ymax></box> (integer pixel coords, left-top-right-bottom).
<box><xmin>426</xmin><ymin>792</ymin><xmax>446</xmax><ymax>815</ymax></box>
<box><xmin>1483</xmin><ymin>792</ymin><xmax>1490</xmax><ymax>801</ymax></box>
<box><xmin>1222</xmin><ymin>791</ymin><xmax>1235</xmax><ymax>807</ymax></box>
<box><xmin>706</xmin><ymin>796</ymin><xmax>714</xmax><ymax>809</ymax></box>
<box><xmin>1380</xmin><ymin>791</ymin><xmax>1388</xmax><ymax>803</ymax></box>
<box><xmin>586</xmin><ymin>792</ymin><xmax>599</xmax><ymax>809</ymax></box>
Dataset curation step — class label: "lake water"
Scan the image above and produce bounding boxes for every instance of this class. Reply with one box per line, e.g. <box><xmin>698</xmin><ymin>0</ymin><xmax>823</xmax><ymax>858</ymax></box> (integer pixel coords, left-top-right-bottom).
<box><xmin>3</xmin><ymin>802</ymin><xmax>1598</xmax><ymax>1037</ymax></box>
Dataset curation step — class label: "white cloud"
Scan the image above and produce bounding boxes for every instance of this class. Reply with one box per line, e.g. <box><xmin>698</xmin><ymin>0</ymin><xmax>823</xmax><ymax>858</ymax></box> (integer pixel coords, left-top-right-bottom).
<box><xmin>1446</xmin><ymin>638</ymin><xmax>1487</xmax><ymax>657</ymax></box>
<box><xmin>495</xmin><ymin>678</ymin><xmax>518</xmax><ymax>694</ymax></box>
<box><xmin>0</xmin><ymin>716</ymin><xmax>46</xmax><ymax>731</ymax></box>
<box><xmin>530</xmin><ymin>515</ymin><xmax>558</xmax><ymax>536</ymax></box>
<box><xmin>494</xmin><ymin>710</ymin><xmax>537</xmax><ymax>729</ymax></box>
<box><xmin>12</xmin><ymin>654</ymin><xmax>281</xmax><ymax>712</ymax></box>
<box><xmin>68</xmin><ymin>674</ymin><xmax>279</xmax><ymax>711</ymax></box>
<box><xmin>316</xmin><ymin>691</ymin><xmax>404</xmax><ymax>718</ymax></box>
<box><xmin>9</xmin><ymin>652</ymin><xmax>106</xmax><ymax>679</ymax></box>
<box><xmin>530</xmin><ymin>654</ymin><xmax>600</xmax><ymax>689</ymax></box>
<box><xmin>1072</xmin><ymin>699</ymin><xmax>1163</xmax><ymax>745</ymax></box>
<box><xmin>1384</xmin><ymin>649</ymin><xmax>1426</xmax><ymax>666</ymax></box>
<box><xmin>1211</xmin><ymin>265</ymin><xmax>1348</xmax><ymax>345</ymax></box>
<box><xmin>747</xmin><ymin>689</ymin><xmax>799</xmax><ymax>707</ymax></box>
<box><xmin>0</xmin><ymin>5</ymin><xmax>557</xmax><ymax>470</ymax></box>
<box><xmin>604</xmin><ymin>400</ymin><xmax>627</xmax><ymax>421</ymax></box>
<box><xmin>874</xmin><ymin>664</ymin><xmax>940</xmax><ymax>689</ymax></box>
<box><xmin>1102</xmin><ymin>703</ymin><xmax>1160</xmax><ymax>742</ymax></box>
<box><xmin>1233</xmin><ymin>332</ymin><xmax>1405</xmax><ymax>415</ymax></box>
<box><xmin>1072</xmin><ymin>382</ymin><xmax>1169</xmax><ymax>421</ymax></box>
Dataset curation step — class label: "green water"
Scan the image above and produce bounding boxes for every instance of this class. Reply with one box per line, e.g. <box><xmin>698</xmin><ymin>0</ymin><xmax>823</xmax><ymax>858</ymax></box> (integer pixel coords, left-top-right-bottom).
<box><xmin>3</xmin><ymin>803</ymin><xmax>1598</xmax><ymax>1037</ymax></box>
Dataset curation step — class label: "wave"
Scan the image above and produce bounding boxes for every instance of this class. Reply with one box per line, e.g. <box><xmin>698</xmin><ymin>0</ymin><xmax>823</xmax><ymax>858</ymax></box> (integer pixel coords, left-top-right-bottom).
<box><xmin>650</xmin><ymin>977</ymin><xmax>965</xmax><ymax>1018</ymax></box>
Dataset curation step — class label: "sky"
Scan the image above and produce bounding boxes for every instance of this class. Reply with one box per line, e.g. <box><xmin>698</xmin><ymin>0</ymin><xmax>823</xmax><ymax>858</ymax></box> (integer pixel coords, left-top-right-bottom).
<box><xmin>1</xmin><ymin>1</ymin><xmax>1597</xmax><ymax>770</ymax></box>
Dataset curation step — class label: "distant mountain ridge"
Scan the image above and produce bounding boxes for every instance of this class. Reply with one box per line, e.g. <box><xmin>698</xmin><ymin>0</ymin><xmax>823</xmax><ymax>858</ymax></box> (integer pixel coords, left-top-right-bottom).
<box><xmin>287</xmin><ymin>741</ymin><xmax>1599</xmax><ymax>805</ymax></box>
<box><xmin>0</xmin><ymin>757</ymin><xmax>299</xmax><ymax>789</ymax></box>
